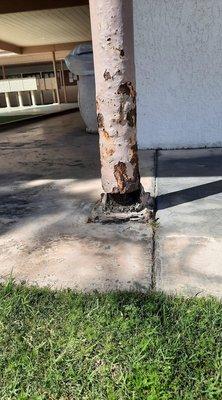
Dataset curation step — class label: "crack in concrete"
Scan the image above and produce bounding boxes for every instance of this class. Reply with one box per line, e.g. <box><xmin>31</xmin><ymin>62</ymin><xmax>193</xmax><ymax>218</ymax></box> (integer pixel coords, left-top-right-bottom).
<box><xmin>150</xmin><ymin>149</ymin><xmax>159</xmax><ymax>289</ymax></box>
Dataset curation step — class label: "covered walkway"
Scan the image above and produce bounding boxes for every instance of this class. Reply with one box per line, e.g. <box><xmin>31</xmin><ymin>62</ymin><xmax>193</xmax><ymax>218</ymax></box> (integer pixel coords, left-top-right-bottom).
<box><xmin>0</xmin><ymin>113</ymin><xmax>221</xmax><ymax>297</ymax></box>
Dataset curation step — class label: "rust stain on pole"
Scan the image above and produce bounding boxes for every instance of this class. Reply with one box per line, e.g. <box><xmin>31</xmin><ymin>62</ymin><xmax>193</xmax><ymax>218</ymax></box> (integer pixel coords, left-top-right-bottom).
<box><xmin>89</xmin><ymin>0</ymin><xmax>140</xmax><ymax>196</ymax></box>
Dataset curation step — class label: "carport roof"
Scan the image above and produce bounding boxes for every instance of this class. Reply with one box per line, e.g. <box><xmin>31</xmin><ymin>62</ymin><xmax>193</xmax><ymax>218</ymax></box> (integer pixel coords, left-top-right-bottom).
<box><xmin>0</xmin><ymin>1</ymin><xmax>91</xmax><ymax>65</ymax></box>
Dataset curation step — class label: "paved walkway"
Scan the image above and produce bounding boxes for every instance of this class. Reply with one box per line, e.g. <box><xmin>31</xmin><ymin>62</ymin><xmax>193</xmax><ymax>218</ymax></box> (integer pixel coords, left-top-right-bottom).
<box><xmin>0</xmin><ymin>112</ymin><xmax>153</xmax><ymax>291</ymax></box>
<box><xmin>0</xmin><ymin>103</ymin><xmax>78</xmax><ymax>124</ymax></box>
<box><xmin>0</xmin><ymin>113</ymin><xmax>221</xmax><ymax>297</ymax></box>
<box><xmin>155</xmin><ymin>148</ymin><xmax>222</xmax><ymax>298</ymax></box>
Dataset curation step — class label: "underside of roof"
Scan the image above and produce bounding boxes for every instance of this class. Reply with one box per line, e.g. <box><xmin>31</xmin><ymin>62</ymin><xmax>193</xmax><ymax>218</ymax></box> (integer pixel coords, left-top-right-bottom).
<box><xmin>0</xmin><ymin>6</ymin><xmax>91</xmax><ymax>47</ymax></box>
<box><xmin>0</xmin><ymin>4</ymin><xmax>91</xmax><ymax>65</ymax></box>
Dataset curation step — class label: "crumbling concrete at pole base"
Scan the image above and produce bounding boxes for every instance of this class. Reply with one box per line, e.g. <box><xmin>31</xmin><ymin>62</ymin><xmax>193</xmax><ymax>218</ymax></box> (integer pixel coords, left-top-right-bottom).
<box><xmin>89</xmin><ymin>185</ymin><xmax>154</xmax><ymax>223</ymax></box>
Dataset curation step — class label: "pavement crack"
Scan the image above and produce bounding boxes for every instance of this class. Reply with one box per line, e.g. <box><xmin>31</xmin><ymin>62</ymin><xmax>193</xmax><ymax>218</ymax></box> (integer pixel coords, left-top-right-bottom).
<box><xmin>150</xmin><ymin>149</ymin><xmax>159</xmax><ymax>290</ymax></box>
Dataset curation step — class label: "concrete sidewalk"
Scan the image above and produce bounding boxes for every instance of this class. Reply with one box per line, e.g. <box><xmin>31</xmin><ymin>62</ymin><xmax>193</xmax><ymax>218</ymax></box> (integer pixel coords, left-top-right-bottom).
<box><xmin>0</xmin><ymin>112</ymin><xmax>221</xmax><ymax>297</ymax></box>
<box><xmin>155</xmin><ymin>148</ymin><xmax>222</xmax><ymax>298</ymax></box>
<box><xmin>0</xmin><ymin>103</ymin><xmax>78</xmax><ymax>118</ymax></box>
<box><xmin>0</xmin><ymin>112</ymin><xmax>154</xmax><ymax>291</ymax></box>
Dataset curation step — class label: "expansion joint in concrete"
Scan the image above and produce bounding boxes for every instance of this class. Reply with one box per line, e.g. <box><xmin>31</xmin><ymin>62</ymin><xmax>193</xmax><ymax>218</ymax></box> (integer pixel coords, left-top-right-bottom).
<box><xmin>150</xmin><ymin>149</ymin><xmax>159</xmax><ymax>290</ymax></box>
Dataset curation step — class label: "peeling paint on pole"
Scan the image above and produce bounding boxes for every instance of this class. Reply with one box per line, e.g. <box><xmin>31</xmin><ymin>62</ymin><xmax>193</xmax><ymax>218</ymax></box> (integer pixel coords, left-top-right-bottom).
<box><xmin>89</xmin><ymin>0</ymin><xmax>140</xmax><ymax>195</ymax></box>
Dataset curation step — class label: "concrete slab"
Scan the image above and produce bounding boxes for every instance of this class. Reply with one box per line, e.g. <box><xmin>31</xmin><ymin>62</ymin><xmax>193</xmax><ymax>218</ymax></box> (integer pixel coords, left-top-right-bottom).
<box><xmin>155</xmin><ymin>148</ymin><xmax>222</xmax><ymax>298</ymax></box>
<box><xmin>0</xmin><ymin>103</ymin><xmax>78</xmax><ymax>127</ymax></box>
<box><xmin>0</xmin><ymin>112</ymin><xmax>155</xmax><ymax>291</ymax></box>
<box><xmin>0</xmin><ymin>103</ymin><xmax>78</xmax><ymax>118</ymax></box>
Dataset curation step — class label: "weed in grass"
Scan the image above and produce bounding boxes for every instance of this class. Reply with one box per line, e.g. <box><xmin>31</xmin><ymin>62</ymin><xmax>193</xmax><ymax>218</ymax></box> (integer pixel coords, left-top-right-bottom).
<box><xmin>148</xmin><ymin>218</ymin><xmax>160</xmax><ymax>231</ymax></box>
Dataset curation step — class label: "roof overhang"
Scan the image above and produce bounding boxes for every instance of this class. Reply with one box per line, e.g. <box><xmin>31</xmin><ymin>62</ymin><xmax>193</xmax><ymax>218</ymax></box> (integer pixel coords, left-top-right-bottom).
<box><xmin>0</xmin><ymin>40</ymin><xmax>22</xmax><ymax>54</ymax></box>
<box><xmin>0</xmin><ymin>4</ymin><xmax>91</xmax><ymax>65</ymax></box>
<box><xmin>0</xmin><ymin>0</ymin><xmax>88</xmax><ymax>14</ymax></box>
<box><xmin>0</xmin><ymin>41</ymin><xmax>92</xmax><ymax>66</ymax></box>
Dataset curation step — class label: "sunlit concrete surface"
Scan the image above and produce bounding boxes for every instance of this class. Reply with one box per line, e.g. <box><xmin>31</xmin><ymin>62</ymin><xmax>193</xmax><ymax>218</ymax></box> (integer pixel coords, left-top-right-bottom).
<box><xmin>155</xmin><ymin>148</ymin><xmax>222</xmax><ymax>298</ymax></box>
<box><xmin>0</xmin><ymin>102</ymin><xmax>78</xmax><ymax>121</ymax></box>
<box><xmin>1</xmin><ymin>112</ymin><xmax>220</xmax><ymax>296</ymax></box>
<box><xmin>0</xmin><ymin>112</ymin><xmax>154</xmax><ymax>291</ymax></box>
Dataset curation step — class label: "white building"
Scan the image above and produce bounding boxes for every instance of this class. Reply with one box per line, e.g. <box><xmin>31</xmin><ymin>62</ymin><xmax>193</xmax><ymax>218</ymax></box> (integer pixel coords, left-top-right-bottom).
<box><xmin>0</xmin><ymin>0</ymin><xmax>221</xmax><ymax>150</ymax></box>
<box><xmin>134</xmin><ymin>0</ymin><xmax>222</xmax><ymax>149</ymax></box>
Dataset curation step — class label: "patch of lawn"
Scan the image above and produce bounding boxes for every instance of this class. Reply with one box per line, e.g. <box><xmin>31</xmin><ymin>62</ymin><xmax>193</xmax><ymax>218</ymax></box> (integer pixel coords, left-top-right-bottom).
<box><xmin>0</xmin><ymin>115</ymin><xmax>32</xmax><ymax>124</ymax></box>
<box><xmin>0</xmin><ymin>281</ymin><xmax>221</xmax><ymax>400</ymax></box>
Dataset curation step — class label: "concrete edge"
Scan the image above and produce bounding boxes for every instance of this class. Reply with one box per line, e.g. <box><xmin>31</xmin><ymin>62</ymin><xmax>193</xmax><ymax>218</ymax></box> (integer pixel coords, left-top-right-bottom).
<box><xmin>0</xmin><ymin>106</ymin><xmax>79</xmax><ymax>132</ymax></box>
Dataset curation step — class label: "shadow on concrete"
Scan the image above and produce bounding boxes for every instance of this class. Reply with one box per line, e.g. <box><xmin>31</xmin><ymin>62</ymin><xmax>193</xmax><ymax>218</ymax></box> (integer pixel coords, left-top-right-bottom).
<box><xmin>157</xmin><ymin>149</ymin><xmax>222</xmax><ymax>177</ymax></box>
<box><xmin>0</xmin><ymin>112</ymin><xmax>101</xmax><ymax>238</ymax></box>
<box><xmin>1</xmin><ymin>113</ymin><xmax>222</xmax><ymax>292</ymax></box>
<box><xmin>0</xmin><ymin>112</ymin><xmax>153</xmax><ymax>291</ymax></box>
<box><xmin>157</xmin><ymin>179</ymin><xmax>222</xmax><ymax>210</ymax></box>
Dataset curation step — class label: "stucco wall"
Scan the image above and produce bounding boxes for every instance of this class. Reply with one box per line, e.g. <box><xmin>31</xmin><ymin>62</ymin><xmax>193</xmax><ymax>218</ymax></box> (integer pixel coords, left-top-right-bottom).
<box><xmin>133</xmin><ymin>0</ymin><xmax>222</xmax><ymax>149</ymax></box>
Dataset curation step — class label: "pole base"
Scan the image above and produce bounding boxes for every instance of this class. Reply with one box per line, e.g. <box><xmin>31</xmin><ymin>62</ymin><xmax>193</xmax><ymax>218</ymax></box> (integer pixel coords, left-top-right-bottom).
<box><xmin>89</xmin><ymin>186</ymin><xmax>154</xmax><ymax>223</ymax></box>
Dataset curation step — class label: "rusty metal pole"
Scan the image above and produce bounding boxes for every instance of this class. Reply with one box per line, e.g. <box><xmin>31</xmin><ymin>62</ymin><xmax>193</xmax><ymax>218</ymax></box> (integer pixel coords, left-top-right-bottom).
<box><xmin>89</xmin><ymin>0</ymin><xmax>140</xmax><ymax>202</ymax></box>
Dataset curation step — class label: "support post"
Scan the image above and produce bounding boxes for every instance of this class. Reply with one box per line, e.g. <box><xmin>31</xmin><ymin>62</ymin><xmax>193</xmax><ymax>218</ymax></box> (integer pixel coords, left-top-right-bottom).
<box><xmin>52</xmin><ymin>90</ymin><xmax>56</xmax><ymax>104</ymax></box>
<box><xmin>18</xmin><ymin>91</ymin><xmax>23</xmax><ymax>107</ymax></box>
<box><xmin>2</xmin><ymin>65</ymin><xmax>6</xmax><ymax>79</ymax></box>
<box><xmin>52</xmin><ymin>51</ymin><xmax>61</xmax><ymax>104</ymax></box>
<box><xmin>39</xmin><ymin>90</ymin><xmax>44</xmax><ymax>105</ymax></box>
<box><xmin>39</xmin><ymin>72</ymin><xmax>44</xmax><ymax>105</ymax></box>
<box><xmin>20</xmin><ymin>74</ymin><xmax>25</xmax><ymax>106</ymax></box>
<box><xmin>89</xmin><ymin>0</ymin><xmax>140</xmax><ymax>200</ymax></box>
<box><xmin>60</xmin><ymin>60</ymin><xmax>67</xmax><ymax>103</ymax></box>
<box><xmin>30</xmin><ymin>90</ymin><xmax>36</xmax><ymax>106</ymax></box>
<box><xmin>5</xmin><ymin>92</ymin><xmax>11</xmax><ymax>108</ymax></box>
<box><xmin>2</xmin><ymin>65</ymin><xmax>11</xmax><ymax>108</ymax></box>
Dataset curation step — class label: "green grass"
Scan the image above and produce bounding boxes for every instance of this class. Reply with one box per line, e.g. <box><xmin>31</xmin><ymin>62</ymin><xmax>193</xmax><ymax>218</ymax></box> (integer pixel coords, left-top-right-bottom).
<box><xmin>0</xmin><ymin>115</ymin><xmax>32</xmax><ymax>124</ymax></box>
<box><xmin>0</xmin><ymin>281</ymin><xmax>221</xmax><ymax>400</ymax></box>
